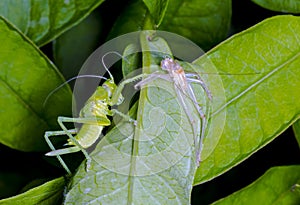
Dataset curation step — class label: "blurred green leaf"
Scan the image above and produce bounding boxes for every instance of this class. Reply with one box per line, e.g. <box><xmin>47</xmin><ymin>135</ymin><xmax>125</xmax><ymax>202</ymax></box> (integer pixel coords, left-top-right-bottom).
<box><xmin>194</xmin><ymin>15</ymin><xmax>300</xmax><ymax>184</ymax></box>
<box><xmin>160</xmin><ymin>0</ymin><xmax>231</xmax><ymax>50</ymax></box>
<box><xmin>0</xmin><ymin>0</ymin><xmax>104</xmax><ymax>46</ymax></box>
<box><xmin>108</xmin><ymin>0</ymin><xmax>149</xmax><ymax>38</ymax></box>
<box><xmin>293</xmin><ymin>120</ymin><xmax>300</xmax><ymax>148</ymax></box>
<box><xmin>0</xmin><ymin>16</ymin><xmax>72</xmax><ymax>151</ymax></box>
<box><xmin>19</xmin><ymin>178</ymin><xmax>51</xmax><ymax>194</ymax></box>
<box><xmin>143</xmin><ymin>0</ymin><xmax>169</xmax><ymax>26</ymax></box>
<box><xmin>212</xmin><ymin>166</ymin><xmax>300</xmax><ymax>205</ymax></box>
<box><xmin>53</xmin><ymin>10</ymin><xmax>103</xmax><ymax>79</ymax></box>
<box><xmin>0</xmin><ymin>177</ymin><xmax>66</xmax><ymax>205</ymax></box>
<box><xmin>122</xmin><ymin>44</ymin><xmax>140</xmax><ymax>77</ymax></box>
<box><xmin>252</xmin><ymin>0</ymin><xmax>300</xmax><ymax>13</ymax></box>
<box><xmin>109</xmin><ymin>0</ymin><xmax>231</xmax><ymax>50</ymax></box>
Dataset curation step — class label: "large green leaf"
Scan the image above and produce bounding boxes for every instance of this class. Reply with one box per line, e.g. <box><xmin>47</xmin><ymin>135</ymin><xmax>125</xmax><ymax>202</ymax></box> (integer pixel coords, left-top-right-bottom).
<box><xmin>252</xmin><ymin>0</ymin><xmax>300</xmax><ymax>13</ymax></box>
<box><xmin>159</xmin><ymin>0</ymin><xmax>231</xmax><ymax>50</ymax></box>
<box><xmin>0</xmin><ymin>177</ymin><xmax>66</xmax><ymax>205</ymax></box>
<box><xmin>143</xmin><ymin>0</ymin><xmax>169</xmax><ymax>26</ymax></box>
<box><xmin>109</xmin><ymin>0</ymin><xmax>231</xmax><ymax>50</ymax></box>
<box><xmin>108</xmin><ymin>0</ymin><xmax>149</xmax><ymax>38</ymax></box>
<box><xmin>212</xmin><ymin>166</ymin><xmax>300</xmax><ymax>205</ymax></box>
<box><xmin>0</xmin><ymin>16</ymin><xmax>72</xmax><ymax>151</ymax></box>
<box><xmin>0</xmin><ymin>0</ymin><xmax>104</xmax><ymax>46</ymax></box>
<box><xmin>194</xmin><ymin>15</ymin><xmax>300</xmax><ymax>184</ymax></box>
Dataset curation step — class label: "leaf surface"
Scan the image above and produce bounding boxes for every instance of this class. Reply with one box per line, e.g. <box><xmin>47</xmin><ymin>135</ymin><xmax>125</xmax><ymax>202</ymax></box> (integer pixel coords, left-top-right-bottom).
<box><xmin>212</xmin><ymin>166</ymin><xmax>300</xmax><ymax>205</ymax></box>
<box><xmin>194</xmin><ymin>15</ymin><xmax>300</xmax><ymax>184</ymax></box>
<box><xmin>143</xmin><ymin>0</ymin><xmax>169</xmax><ymax>26</ymax></box>
<box><xmin>159</xmin><ymin>0</ymin><xmax>231</xmax><ymax>50</ymax></box>
<box><xmin>0</xmin><ymin>177</ymin><xmax>66</xmax><ymax>205</ymax></box>
<box><xmin>0</xmin><ymin>16</ymin><xmax>72</xmax><ymax>151</ymax></box>
<box><xmin>252</xmin><ymin>0</ymin><xmax>300</xmax><ymax>13</ymax></box>
<box><xmin>0</xmin><ymin>0</ymin><xmax>104</xmax><ymax>46</ymax></box>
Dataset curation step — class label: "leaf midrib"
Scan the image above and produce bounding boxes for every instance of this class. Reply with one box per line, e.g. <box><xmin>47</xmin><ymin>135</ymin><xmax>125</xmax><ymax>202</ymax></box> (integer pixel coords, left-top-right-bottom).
<box><xmin>211</xmin><ymin>51</ymin><xmax>300</xmax><ymax>117</ymax></box>
<box><xmin>0</xmin><ymin>77</ymin><xmax>50</xmax><ymax>128</ymax></box>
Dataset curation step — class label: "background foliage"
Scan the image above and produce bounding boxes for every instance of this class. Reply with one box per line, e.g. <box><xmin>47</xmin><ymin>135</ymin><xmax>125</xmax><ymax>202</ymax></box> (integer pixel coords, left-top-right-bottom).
<box><xmin>0</xmin><ymin>0</ymin><xmax>299</xmax><ymax>204</ymax></box>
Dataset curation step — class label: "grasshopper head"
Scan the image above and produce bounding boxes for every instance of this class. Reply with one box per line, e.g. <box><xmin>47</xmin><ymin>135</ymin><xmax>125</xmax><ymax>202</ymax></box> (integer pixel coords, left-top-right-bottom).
<box><xmin>103</xmin><ymin>79</ymin><xmax>124</xmax><ymax>105</ymax></box>
<box><xmin>161</xmin><ymin>58</ymin><xmax>181</xmax><ymax>71</ymax></box>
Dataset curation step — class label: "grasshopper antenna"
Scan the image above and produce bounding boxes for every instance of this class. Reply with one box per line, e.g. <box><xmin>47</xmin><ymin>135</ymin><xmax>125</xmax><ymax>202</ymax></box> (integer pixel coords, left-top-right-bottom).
<box><xmin>43</xmin><ymin>75</ymin><xmax>108</xmax><ymax>107</ymax></box>
<box><xmin>101</xmin><ymin>51</ymin><xmax>129</xmax><ymax>81</ymax></box>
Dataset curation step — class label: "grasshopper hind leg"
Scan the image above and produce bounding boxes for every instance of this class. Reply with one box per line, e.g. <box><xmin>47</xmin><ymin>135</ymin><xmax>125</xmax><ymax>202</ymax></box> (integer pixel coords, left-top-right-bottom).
<box><xmin>186</xmin><ymin>83</ymin><xmax>209</xmax><ymax>166</ymax></box>
<box><xmin>44</xmin><ymin>129</ymin><xmax>77</xmax><ymax>175</ymax></box>
<box><xmin>172</xmin><ymin>88</ymin><xmax>202</xmax><ymax>166</ymax></box>
<box><xmin>57</xmin><ymin>117</ymin><xmax>93</xmax><ymax>172</ymax></box>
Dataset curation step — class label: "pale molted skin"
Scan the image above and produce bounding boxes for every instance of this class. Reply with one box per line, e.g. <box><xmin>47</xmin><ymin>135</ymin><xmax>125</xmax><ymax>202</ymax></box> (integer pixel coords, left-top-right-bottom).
<box><xmin>135</xmin><ymin>57</ymin><xmax>212</xmax><ymax>166</ymax></box>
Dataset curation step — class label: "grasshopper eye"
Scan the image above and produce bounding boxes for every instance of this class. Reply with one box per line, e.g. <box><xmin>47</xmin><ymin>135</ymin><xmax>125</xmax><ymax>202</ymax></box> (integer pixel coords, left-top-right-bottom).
<box><xmin>102</xmin><ymin>79</ymin><xmax>117</xmax><ymax>97</ymax></box>
<box><xmin>117</xmin><ymin>94</ymin><xmax>124</xmax><ymax>105</ymax></box>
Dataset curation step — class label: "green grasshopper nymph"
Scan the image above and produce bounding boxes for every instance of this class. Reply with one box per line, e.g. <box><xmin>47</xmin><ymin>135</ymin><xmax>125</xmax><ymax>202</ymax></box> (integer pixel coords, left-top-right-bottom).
<box><xmin>44</xmin><ymin>53</ymin><xmax>145</xmax><ymax>175</ymax></box>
